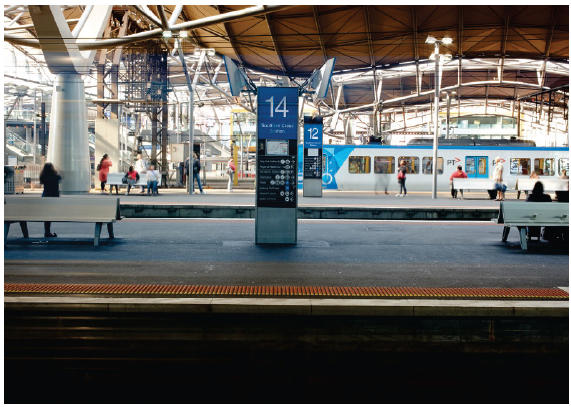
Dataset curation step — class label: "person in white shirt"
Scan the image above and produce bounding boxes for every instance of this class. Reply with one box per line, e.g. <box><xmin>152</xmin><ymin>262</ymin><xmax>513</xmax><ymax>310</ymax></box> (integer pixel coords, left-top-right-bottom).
<box><xmin>492</xmin><ymin>157</ymin><xmax>505</xmax><ymax>201</ymax></box>
<box><xmin>134</xmin><ymin>153</ymin><xmax>148</xmax><ymax>194</ymax></box>
<box><xmin>146</xmin><ymin>165</ymin><xmax>160</xmax><ymax>196</ymax></box>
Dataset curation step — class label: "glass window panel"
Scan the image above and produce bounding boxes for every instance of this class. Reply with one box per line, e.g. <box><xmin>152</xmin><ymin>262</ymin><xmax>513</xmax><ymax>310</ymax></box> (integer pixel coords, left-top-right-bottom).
<box><xmin>510</xmin><ymin>158</ymin><xmax>531</xmax><ymax>175</ymax></box>
<box><xmin>559</xmin><ymin>159</ymin><xmax>569</xmax><ymax>176</ymax></box>
<box><xmin>398</xmin><ymin>157</ymin><xmax>419</xmax><ymax>174</ymax></box>
<box><xmin>348</xmin><ymin>156</ymin><xmax>370</xmax><ymax>174</ymax></box>
<box><xmin>534</xmin><ymin>158</ymin><xmax>555</xmax><ymax>176</ymax></box>
<box><xmin>477</xmin><ymin>157</ymin><xmax>487</xmax><ymax>175</ymax></box>
<box><xmin>374</xmin><ymin>156</ymin><xmax>395</xmax><ymax>174</ymax></box>
<box><xmin>465</xmin><ymin>157</ymin><xmax>476</xmax><ymax>175</ymax></box>
<box><xmin>422</xmin><ymin>157</ymin><xmax>444</xmax><ymax>174</ymax></box>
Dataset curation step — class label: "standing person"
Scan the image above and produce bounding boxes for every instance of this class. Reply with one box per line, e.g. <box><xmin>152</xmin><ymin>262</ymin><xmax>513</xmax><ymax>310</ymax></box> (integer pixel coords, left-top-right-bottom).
<box><xmin>396</xmin><ymin>160</ymin><xmax>407</xmax><ymax>197</ymax></box>
<box><xmin>98</xmin><ymin>154</ymin><xmax>112</xmax><ymax>194</ymax></box>
<box><xmin>134</xmin><ymin>153</ymin><xmax>148</xmax><ymax>194</ymax></box>
<box><xmin>125</xmin><ymin>166</ymin><xmax>139</xmax><ymax>196</ymax></box>
<box><xmin>492</xmin><ymin>156</ymin><xmax>505</xmax><ymax>201</ymax></box>
<box><xmin>146</xmin><ymin>165</ymin><xmax>160</xmax><ymax>196</ymax></box>
<box><xmin>192</xmin><ymin>152</ymin><xmax>205</xmax><ymax>194</ymax></box>
<box><xmin>39</xmin><ymin>162</ymin><xmax>61</xmax><ymax>238</ymax></box>
<box><xmin>449</xmin><ymin>165</ymin><xmax>468</xmax><ymax>198</ymax></box>
<box><xmin>226</xmin><ymin>158</ymin><xmax>236</xmax><ymax>192</ymax></box>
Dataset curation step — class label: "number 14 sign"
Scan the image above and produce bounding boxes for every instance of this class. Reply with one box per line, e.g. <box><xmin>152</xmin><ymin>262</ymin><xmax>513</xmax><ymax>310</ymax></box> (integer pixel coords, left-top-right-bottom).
<box><xmin>257</xmin><ymin>87</ymin><xmax>299</xmax><ymax>140</ymax></box>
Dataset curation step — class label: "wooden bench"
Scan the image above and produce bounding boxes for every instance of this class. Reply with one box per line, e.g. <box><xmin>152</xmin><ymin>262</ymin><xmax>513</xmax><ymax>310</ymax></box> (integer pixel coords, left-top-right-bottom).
<box><xmin>4</xmin><ymin>197</ymin><xmax>122</xmax><ymax>246</ymax></box>
<box><xmin>451</xmin><ymin>178</ymin><xmax>501</xmax><ymax>200</ymax></box>
<box><xmin>514</xmin><ymin>178</ymin><xmax>569</xmax><ymax>199</ymax></box>
<box><xmin>106</xmin><ymin>172</ymin><xmax>162</xmax><ymax>194</ymax></box>
<box><xmin>493</xmin><ymin>201</ymin><xmax>569</xmax><ymax>250</ymax></box>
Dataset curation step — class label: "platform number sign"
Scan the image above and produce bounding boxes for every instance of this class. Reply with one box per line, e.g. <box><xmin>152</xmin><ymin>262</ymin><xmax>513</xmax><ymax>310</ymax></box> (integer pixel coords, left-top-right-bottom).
<box><xmin>257</xmin><ymin>87</ymin><xmax>298</xmax><ymax>140</ymax></box>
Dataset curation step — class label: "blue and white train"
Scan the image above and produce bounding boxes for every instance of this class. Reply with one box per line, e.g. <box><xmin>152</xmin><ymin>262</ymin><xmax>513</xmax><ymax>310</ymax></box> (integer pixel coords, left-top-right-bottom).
<box><xmin>298</xmin><ymin>140</ymin><xmax>569</xmax><ymax>193</ymax></box>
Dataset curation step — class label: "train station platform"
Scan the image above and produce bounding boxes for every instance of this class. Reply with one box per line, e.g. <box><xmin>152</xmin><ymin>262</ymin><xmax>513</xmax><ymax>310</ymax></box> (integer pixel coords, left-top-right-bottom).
<box><xmin>4</xmin><ymin>188</ymin><xmax>569</xmax><ymax>403</ymax></box>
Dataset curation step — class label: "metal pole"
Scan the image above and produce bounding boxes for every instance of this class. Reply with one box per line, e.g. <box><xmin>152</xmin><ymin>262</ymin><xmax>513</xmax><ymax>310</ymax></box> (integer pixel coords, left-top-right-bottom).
<box><xmin>188</xmin><ymin>88</ymin><xmax>194</xmax><ymax>195</ymax></box>
<box><xmin>431</xmin><ymin>42</ymin><xmax>440</xmax><ymax>199</ymax></box>
<box><xmin>33</xmin><ymin>89</ymin><xmax>37</xmax><ymax>164</ymax></box>
<box><xmin>446</xmin><ymin>92</ymin><xmax>451</xmax><ymax>139</ymax></box>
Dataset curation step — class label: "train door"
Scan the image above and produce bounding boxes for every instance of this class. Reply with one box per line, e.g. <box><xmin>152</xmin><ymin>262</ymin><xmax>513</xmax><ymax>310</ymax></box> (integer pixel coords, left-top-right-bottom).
<box><xmin>465</xmin><ymin>156</ymin><xmax>488</xmax><ymax>178</ymax></box>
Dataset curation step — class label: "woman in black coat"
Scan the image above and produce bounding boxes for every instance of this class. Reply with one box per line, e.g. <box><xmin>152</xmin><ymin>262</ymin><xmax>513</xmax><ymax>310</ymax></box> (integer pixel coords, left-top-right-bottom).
<box><xmin>39</xmin><ymin>163</ymin><xmax>61</xmax><ymax>237</ymax></box>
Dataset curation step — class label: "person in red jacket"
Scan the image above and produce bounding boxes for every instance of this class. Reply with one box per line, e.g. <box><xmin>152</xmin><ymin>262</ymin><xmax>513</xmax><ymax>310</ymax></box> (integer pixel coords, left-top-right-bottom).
<box><xmin>449</xmin><ymin>165</ymin><xmax>467</xmax><ymax>198</ymax></box>
<box><xmin>98</xmin><ymin>154</ymin><xmax>112</xmax><ymax>194</ymax></box>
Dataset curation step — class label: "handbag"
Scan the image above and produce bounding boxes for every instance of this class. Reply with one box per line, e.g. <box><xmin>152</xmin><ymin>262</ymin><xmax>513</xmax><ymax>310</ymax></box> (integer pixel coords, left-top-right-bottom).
<box><xmin>96</xmin><ymin>163</ymin><xmax>101</xmax><ymax>171</ymax></box>
<box><xmin>122</xmin><ymin>175</ymin><xmax>128</xmax><ymax>184</ymax></box>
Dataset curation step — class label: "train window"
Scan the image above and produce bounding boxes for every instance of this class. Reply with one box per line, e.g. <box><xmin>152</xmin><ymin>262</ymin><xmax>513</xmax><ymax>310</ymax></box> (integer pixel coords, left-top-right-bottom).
<box><xmin>348</xmin><ymin>156</ymin><xmax>370</xmax><ymax>174</ymax></box>
<box><xmin>559</xmin><ymin>159</ymin><xmax>569</xmax><ymax>176</ymax></box>
<box><xmin>510</xmin><ymin>158</ymin><xmax>531</xmax><ymax>175</ymax></box>
<box><xmin>422</xmin><ymin>157</ymin><xmax>444</xmax><ymax>175</ymax></box>
<box><xmin>534</xmin><ymin>158</ymin><xmax>554</xmax><ymax>176</ymax></box>
<box><xmin>373</xmin><ymin>156</ymin><xmax>395</xmax><ymax>174</ymax></box>
<box><xmin>398</xmin><ymin>157</ymin><xmax>419</xmax><ymax>174</ymax></box>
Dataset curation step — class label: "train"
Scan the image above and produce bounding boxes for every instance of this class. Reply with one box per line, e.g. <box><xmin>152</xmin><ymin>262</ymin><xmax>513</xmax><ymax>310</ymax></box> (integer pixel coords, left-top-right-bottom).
<box><xmin>297</xmin><ymin>139</ymin><xmax>569</xmax><ymax>193</ymax></box>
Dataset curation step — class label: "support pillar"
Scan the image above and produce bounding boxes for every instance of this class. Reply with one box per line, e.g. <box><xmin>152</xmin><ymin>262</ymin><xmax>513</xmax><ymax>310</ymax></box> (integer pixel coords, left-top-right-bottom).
<box><xmin>47</xmin><ymin>73</ymin><xmax>90</xmax><ymax>194</ymax></box>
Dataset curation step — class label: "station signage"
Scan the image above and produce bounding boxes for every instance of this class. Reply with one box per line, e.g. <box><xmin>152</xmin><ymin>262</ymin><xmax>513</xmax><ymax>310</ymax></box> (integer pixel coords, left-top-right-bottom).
<box><xmin>256</xmin><ymin>87</ymin><xmax>299</xmax><ymax>209</ymax></box>
<box><xmin>303</xmin><ymin>117</ymin><xmax>323</xmax><ymax>180</ymax></box>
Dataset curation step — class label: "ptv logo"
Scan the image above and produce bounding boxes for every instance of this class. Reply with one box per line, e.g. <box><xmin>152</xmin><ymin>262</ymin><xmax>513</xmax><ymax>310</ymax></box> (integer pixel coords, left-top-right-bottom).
<box><xmin>447</xmin><ymin>157</ymin><xmax>461</xmax><ymax>166</ymax></box>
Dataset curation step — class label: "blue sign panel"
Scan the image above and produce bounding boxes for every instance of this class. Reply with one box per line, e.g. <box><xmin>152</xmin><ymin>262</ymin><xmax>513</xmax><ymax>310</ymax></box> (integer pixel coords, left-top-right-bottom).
<box><xmin>304</xmin><ymin>122</ymin><xmax>323</xmax><ymax>149</ymax></box>
<box><xmin>257</xmin><ymin>87</ymin><xmax>299</xmax><ymax>140</ymax></box>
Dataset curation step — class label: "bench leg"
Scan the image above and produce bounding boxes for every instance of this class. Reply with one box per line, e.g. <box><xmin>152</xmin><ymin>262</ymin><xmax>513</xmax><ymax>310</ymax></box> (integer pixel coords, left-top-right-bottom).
<box><xmin>517</xmin><ymin>227</ymin><xmax>528</xmax><ymax>250</ymax></box>
<box><xmin>94</xmin><ymin>222</ymin><xmax>102</xmax><ymax>246</ymax></box>
<box><xmin>107</xmin><ymin>223</ymin><xmax>115</xmax><ymax>239</ymax></box>
<box><xmin>501</xmin><ymin>226</ymin><xmax>510</xmax><ymax>242</ymax></box>
<box><xmin>19</xmin><ymin>221</ymin><xmax>29</xmax><ymax>238</ymax></box>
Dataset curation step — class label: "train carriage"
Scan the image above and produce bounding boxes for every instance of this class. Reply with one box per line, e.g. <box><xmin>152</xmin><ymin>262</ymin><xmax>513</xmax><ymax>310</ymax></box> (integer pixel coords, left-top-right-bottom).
<box><xmin>298</xmin><ymin>141</ymin><xmax>569</xmax><ymax>194</ymax></box>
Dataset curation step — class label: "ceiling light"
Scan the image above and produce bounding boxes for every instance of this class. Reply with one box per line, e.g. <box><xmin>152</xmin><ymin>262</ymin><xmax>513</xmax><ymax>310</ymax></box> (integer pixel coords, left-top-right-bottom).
<box><xmin>163</xmin><ymin>30</ymin><xmax>172</xmax><ymax>38</ymax></box>
<box><xmin>179</xmin><ymin>31</ymin><xmax>188</xmax><ymax>38</ymax></box>
<box><xmin>442</xmin><ymin>37</ymin><xmax>453</xmax><ymax>45</ymax></box>
<box><xmin>425</xmin><ymin>36</ymin><xmax>436</xmax><ymax>44</ymax></box>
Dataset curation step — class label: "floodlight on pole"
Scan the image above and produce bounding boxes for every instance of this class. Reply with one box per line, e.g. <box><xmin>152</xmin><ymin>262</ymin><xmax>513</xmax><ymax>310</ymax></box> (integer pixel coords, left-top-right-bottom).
<box><xmin>162</xmin><ymin>30</ymin><xmax>172</xmax><ymax>38</ymax></box>
<box><xmin>425</xmin><ymin>36</ymin><xmax>453</xmax><ymax>199</ymax></box>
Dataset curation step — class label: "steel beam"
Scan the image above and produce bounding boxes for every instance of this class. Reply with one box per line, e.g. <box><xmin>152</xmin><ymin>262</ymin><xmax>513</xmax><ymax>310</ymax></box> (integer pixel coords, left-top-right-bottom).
<box><xmin>265</xmin><ymin>13</ymin><xmax>287</xmax><ymax>74</ymax></box>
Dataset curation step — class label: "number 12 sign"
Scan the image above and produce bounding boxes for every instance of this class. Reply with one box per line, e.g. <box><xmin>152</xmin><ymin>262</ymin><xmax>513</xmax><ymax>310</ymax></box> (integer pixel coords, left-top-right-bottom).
<box><xmin>257</xmin><ymin>87</ymin><xmax>299</xmax><ymax>140</ymax></box>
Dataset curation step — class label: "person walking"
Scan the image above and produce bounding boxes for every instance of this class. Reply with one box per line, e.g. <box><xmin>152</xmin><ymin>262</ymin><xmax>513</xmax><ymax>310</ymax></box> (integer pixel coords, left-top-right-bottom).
<box><xmin>192</xmin><ymin>152</ymin><xmax>205</xmax><ymax>194</ymax></box>
<box><xmin>134</xmin><ymin>153</ymin><xmax>148</xmax><ymax>194</ymax></box>
<box><xmin>98</xmin><ymin>154</ymin><xmax>112</xmax><ymax>194</ymax></box>
<box><xmin>226</xmin><ymin>158</ymin><xmax>236</xmax><ymax>192</ymax></box>
<box><xmin>39</xmin><ymin>162</ymin><xmax>61</xmax><ymax>238</ymax></box>
<box><xmin>125</xmin><ymin>166</ymin><xmax>139</xmax><ymax>195</ymax></box>
<box><xmin>146</xmin><ymin>165</ymin><xmax>160</xmax><ymax>196</ymax></box>
<box><xmin>449</xmin><ymin>165</ymin><xmax>468</xmax><ymax>198</ymax></box>
<box><xmin>396</xmin><ymin>160</ymin><xmax>407</xmax><ymax>197</ymax></box>
<box><xmin>492</xmin><ymin>156</ymin><xmax>505</xmax><ymax>201</ymax></box>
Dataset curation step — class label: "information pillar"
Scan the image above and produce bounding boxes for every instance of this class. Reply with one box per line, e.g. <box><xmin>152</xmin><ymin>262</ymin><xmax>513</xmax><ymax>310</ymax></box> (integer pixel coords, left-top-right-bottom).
<box><xmin>255</xmin><ymin>87</ymin><xmax>299</xmax><ymax>244</ymax></box>
<box><xmin>303</xmin><ymin>116</ymin><xmax>323</xmax><ymax>197</ymax></box>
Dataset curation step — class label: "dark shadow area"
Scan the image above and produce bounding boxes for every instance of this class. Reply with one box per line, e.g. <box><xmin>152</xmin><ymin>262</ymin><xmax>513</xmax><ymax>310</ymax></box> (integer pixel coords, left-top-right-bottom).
<box><xmin>5</xmin><ymin>311</ymin><xmax>569</xmax><ymax>404</ymax></box>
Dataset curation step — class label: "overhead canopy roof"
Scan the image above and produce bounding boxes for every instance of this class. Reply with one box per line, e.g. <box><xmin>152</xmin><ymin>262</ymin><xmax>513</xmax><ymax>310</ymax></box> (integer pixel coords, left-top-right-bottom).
<box><xmin>4</xmin><ymin>5</ymin><xmax>569</xmax><ymax>111</ymax></box>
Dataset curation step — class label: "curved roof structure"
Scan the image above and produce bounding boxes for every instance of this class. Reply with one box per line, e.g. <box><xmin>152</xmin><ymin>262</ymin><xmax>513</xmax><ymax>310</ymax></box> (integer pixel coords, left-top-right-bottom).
<box><xmin>4</xmin><ymin>5</ymin><xmax>569</xmax><ymax>112</ymax></box>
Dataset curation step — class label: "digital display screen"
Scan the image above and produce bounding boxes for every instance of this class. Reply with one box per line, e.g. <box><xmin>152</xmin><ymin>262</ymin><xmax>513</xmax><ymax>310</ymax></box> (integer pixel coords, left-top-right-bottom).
<box><xmin>266</xmin><ymin>139</ymin><xmax>289</xmax><ymax>156</ymax></box>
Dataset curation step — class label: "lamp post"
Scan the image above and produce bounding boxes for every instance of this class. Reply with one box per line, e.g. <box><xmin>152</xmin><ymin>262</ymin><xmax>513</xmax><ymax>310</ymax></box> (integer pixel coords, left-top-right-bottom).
<box><xmin>426</xmin><ymin>36</ymin><xmax>452</xmax><ymax>199</ymax></box>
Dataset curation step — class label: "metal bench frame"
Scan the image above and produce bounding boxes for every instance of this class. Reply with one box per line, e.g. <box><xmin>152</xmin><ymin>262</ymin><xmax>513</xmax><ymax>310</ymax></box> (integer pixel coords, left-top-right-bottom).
<box><xmin>493</xmin><ymin>201</ymin><xmax>568</xmax><ymax>250</ymax></box>
<box><xmin>4</xmin><ymin>197</ymin><xmax>122</xmax><ymax>246</ymax></box>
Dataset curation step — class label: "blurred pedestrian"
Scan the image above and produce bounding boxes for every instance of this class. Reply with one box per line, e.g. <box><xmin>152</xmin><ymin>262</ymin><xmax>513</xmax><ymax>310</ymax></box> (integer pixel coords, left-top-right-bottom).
<box><xmin>146</xmin><ymin>165</ymin><xmax>160</xmax><ymax>196</ymax></box>
<box><xmin>396</xmin><ymin>160</ymin><xmax>407</xmax><ymax>197</ymax></box>
<box><xmin>449</xmin><ymin>165</ymin><xmax>468</xmax><ymax>198</ymax></box>
<box><xmin>192</xmin><ymin>152</ymin><xmax>205</xmax><ymax>194</ymax></box>
<box><xmin>98</xmin><ymin>154</ymin><xmax>112</xmax><ymax>194</ymax></box>
<box><xmin>226</xmin><ymin>158</ymin><xmax>236</xmax><ymax>192</ymax></box>
<box><xmin>39</xmin><ymin>162</ymin><xmax>61</xmax><ymax>238</ymax></box>
<box><xmin>135</xmin><ymin>153</ymin><xmax>148</xmax><ymax>194</ymax></box>
<box><xmin>492</xmin><ymin>156</ymin><xmax>505</xmax><ymax>201</ymax></box>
